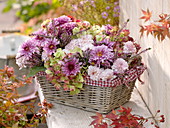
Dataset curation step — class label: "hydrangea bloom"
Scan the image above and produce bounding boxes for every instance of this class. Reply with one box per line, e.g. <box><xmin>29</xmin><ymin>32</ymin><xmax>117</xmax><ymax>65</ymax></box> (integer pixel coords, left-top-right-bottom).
<box><xmin>112</xmin><ymin>58</ymin><xmax>128</xmax><ymax>74</ymax></box>
<box><xmin>123</xmin><ymin>41</ymin><xmax>137</xmax><ymax>54</ymax></box>
<box><xmin>87</xmin><ymin>66</ymin><xmax>103</xmax><ymax>81</ymax></box>
<box><xmin>89</xmin><ymin>45</ymin><xmax>113</xmax><ymax>65</ymax></box>
<box><xmin>62</xmin><ymin>57</ymin><xmax>81</xmax><ymax>76</ymax></box>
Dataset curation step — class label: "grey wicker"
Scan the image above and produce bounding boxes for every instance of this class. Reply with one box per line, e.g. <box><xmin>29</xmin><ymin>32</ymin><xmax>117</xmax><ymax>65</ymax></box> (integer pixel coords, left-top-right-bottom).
<box><xmin>36</xmin><ymin>76</ymin><xmax>135</xmax><ymax>114</ymax></box>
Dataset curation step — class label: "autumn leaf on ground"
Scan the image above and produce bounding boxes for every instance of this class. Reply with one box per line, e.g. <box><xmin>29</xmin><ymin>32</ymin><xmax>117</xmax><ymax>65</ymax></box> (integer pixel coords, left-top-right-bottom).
<box><xmin>90</xmin><ymin>113</ymin><xmax>103</xmax><ymax>126</ymax></box>
<box><xmin>140</xmin><ymin>9</ymin><xmax>152</xmax><ymax>22</ymax></box>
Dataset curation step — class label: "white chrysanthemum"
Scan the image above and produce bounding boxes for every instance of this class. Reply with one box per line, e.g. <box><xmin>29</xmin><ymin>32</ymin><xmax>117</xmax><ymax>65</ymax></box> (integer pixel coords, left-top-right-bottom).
<box><xmin>123</xmin><ymin>41</ymin><xmax>136</xmax><ymax>54</ymax></box>
<box><xmin>79</xmin><ymin>35</ymin><xmax>94</xmax><ymax>51</ymax></box>
<box><xmin>88</xmin><ymin>66</ymin><xmax>103</xmax><ymax>81</ymax></box>
<box><xmin>65</xmin><ymin>35</ymin><xmax>94</xmax><ymax>51</ymax></box>
<box><xmin>112</xmin><ymin>58</ymin><xmax>128</xmax><ymax>74</ymax></box>
<box><xmin>99</xmin><ymin>69</ymin><xmax>116</xmax><ymax>81</ymax></box>
<box><xmin>65</xmin><ymin>39</ymin><xmax>81</xmax><ymax>50</ymax></box>
<box><xmin>16</xmin><ymin>53</ymin><xmax>28</xmax><ymax>69</ymax></box>
<box><xmin>41</xmin><ymin>51</ymin><xmax>49</xmax><ymax>62</ymax></box>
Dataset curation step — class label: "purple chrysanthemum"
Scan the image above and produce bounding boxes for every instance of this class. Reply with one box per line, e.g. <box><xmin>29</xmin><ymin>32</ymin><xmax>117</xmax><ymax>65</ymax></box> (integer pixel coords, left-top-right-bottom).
<box><xmin>106</xmin><ymin>6</ymin><xmax>110</xmax><ymax>10</ymax></box>
<box><xmin>56</xmin><ymin>15</ymin><xmax>72</xmax><ymax>25</ymax></box>
<box><xmin>96</xmin><ymin>39</ymin><xmax>115</xmax><ymax>48</ymax></box>
<box><xmin>102</xmin><ymin>24</ymin><xmax>113</xmax><ymax>35</ymax></box>
<box><xmin>62</xmin><ymin>57</ymin><xmax>81</xmax><ymax>76</ymax></box>
<box><xmin>48</xmin><ymin>16</ymin><xmax>72</xmax><ymax>29</ymax></box>
<box><xmin>60</xmin><ymin>22</ymin><xmax>77</xmax><ymax>34</ymax></box>
<box><xmin>43</xmin><ymin>38</ymin><xmax>59</xmax><ymax>55</ymax></box>
<box><xmin>101</xmin><ymin>12</ymin><xmax>108</xmax><ymax>19</ymax></box>
<box><xmin>33</xmin><ymin>29</ymin><xmax>48</xmax><ymax>47</ymax></box>
<box><xmin>18</xmin><ymin>39</ymin><xmax>38</xmax><ymax>58</ymax></box>
<box><xmin>89</xmin><ymin>45</ymin><xmax>113</xmax><ymax>65</ymax></box>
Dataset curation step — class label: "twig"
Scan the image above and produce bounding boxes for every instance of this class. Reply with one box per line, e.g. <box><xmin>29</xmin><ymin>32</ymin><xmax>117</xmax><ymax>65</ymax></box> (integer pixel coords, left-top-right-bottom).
<box><xmin>135</xmin><ymin>86</ymin><xmax>159</xmax><ymax>126</ymax></box>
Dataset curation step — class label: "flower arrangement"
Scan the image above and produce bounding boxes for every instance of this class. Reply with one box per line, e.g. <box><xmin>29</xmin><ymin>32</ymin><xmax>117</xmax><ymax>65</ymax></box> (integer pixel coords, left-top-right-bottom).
<box><xmin>16</xmin><ymin>15</ymin><xmax>148</xmax><ymax>95</ymax></box>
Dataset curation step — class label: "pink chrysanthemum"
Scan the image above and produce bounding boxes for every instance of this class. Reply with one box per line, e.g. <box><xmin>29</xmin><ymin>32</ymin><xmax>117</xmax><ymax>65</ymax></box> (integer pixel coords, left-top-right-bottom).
<box><xmin>100</xmin><ymin>69</ymin><xmax>116</xmax><ymax>81</ymax></box>
<box><xmin>112</xmin><ymin>58</ymin><xmax>128</xmax><ymax>74</ymax></box>
<box><xmin>123</xmin><ymin>41</ymin><xmax>137</xmax><ymax>54</ymax></box>
<box><xmin>43</xmin><ymin>38</ymin><xmax>59</xmax><ymax>55</ymax></box>
<box><xmin>62</xmin><ymin>57</ymin><xmax>81</xmax><ymax>76</ymax></box>
<box><xmin>89</xmin><ymin>45</ymin><xmax>113</xmax><ymax>65</ymax></box>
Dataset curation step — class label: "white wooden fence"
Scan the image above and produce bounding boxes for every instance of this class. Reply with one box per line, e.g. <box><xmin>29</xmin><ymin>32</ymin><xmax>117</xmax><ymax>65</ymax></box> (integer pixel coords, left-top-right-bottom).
<box><xmin>120</xmin><ymin>0</ymin><xmax>170</xmax><ymax>127</ymax></box>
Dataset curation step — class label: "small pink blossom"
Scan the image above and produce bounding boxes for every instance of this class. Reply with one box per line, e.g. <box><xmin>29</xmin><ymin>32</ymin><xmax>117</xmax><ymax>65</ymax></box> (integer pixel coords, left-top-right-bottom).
<box><xmin>100</xmin><ymin>69</ymin><xmax>116</xmax><ymax>81</ymax></box>
<box><xmin>112</xmin><ymin>58</ymin><xmax>128</xmax><ymax>74</ymax></box>
<box><xmin>123</xmin><ymin>41</ymin><xmax>136</xmax><ymax>54</ymax></box>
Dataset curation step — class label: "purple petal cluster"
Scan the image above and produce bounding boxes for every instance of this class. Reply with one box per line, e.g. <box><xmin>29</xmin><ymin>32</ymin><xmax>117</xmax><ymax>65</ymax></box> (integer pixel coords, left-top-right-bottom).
<box><xmin>62</xmin><ymin>57</ymin><xmax>81</xmax><ymax>76</ymax></box>
<box><xmin>96</xmin><ymin>39</ymin><xmax>115</xmax><ymax>48</ymax></box>
<box><xmin>43</xmin><ymin>38</ymin><xmax>59</xmax><ymax>55</ymax></box>
<box><xmin>32</xmin><ymin>29</ymin><xmax>48</xmax><ymax>47</ymax></box>
<box><xmin>102</xmin><ymin>24</ymin><xmax>114</xmax><ymax>35</ymax></box>
<box><xmin>18</xmin><ymin>39</ymin><xmax>38</xmax><ymax>58</ymax></box>
<box><xmin>89</xmin><ymin>45</ymin><xmax>114</xmax><ymax>66</ymax></box>
<box><xmin>101</xmin><ymin>12</ymin><xmax>108</xmax><ymax>19</ymax></box>
<box><xmin>55</xmin><ymin>15</ymin><xmax>72</xmax><ymax>25</ymax></box>
<box><xmin>60</xmin><ymin>22</ymin><xmax>77</xmax><ymax>35</ymax></box>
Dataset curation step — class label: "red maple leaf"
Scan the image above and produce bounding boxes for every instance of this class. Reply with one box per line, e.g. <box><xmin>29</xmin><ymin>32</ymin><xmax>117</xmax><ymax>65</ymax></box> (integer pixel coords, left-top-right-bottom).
<box><xmin>90</xmin><ymin>113</ymin><xmax>103</xmax><ymax>126</ymax></box>
<box><xmin>140</xmin><ymin>9</ymin><xmax>152</xmax><ymax>22</ymax></box>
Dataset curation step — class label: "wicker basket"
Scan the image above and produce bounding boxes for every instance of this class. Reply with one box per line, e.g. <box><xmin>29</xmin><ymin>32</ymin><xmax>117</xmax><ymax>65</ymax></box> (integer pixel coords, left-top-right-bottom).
<box><xmin>36</xmin><ymin>76</ymin><xmax>135</xmax><ymax>114</ymax></box>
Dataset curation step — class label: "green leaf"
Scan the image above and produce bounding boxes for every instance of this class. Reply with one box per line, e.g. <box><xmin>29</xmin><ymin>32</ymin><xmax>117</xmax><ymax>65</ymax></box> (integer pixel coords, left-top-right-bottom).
<box><xmin>2</xmin><ymin>0</ymin><xmax>16</xmax><ymax>13</ymax></box>
<box><xmin>70</xmin><ymin>47</ymin><xmax>83</xmax><ymax>57</ymax></box>
<box><xmin>73</xmin><ymin>83</ymin><xmax>83</xmax><ymax>89</ymax></box>
<box><xmin>70</xmin><ymin>88</ymin><xmax>80</xmax><ymax>95</ymax></box>
<box><xmin>75</xmin><ymin>73</ymin><xmax>84</xmax><ymax>82</ymax></box>
<box><xmin>45</xmin><ymin>69</ymin><xmax>52</xmax><ymax>74</ymax></box>
<box><xmin>54</xmin><ymin>48</ymin><xmax>65</xmax><ymax>58</ymax></box>
<box><xmin>27</xmin><ymin>66</ymin><xmax>46</xmax><ymax>77</ymax></box>
<box><xmin>52</xmin><ymin>0</ymin><xmax>61</xmax><ymax>8</ymax></box>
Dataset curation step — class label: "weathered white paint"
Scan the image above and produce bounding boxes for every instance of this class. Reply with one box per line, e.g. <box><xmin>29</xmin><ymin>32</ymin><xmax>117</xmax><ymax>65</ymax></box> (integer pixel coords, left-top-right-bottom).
<box><xmin>120</xmin><ymin>0</ymin><xmax>170</xmax><ymax>127</ymax></box>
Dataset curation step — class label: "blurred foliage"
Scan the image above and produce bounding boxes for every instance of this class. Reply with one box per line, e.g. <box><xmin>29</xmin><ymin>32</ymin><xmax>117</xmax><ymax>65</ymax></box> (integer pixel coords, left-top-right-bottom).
<box><xmin>0</xmin><ymin>66</ymin><xmax>47</xmax><ymax>128</ymax></box>
<box><xmin>2</xmin><ymin>0</ymin><xmax>119</xmax><ymax>33</ymax></box>
<box><xmin>3</xmin><ymin>0</ymin><xmax>61</xmax><ymax>22</ymax></box>
<box><xmin>62</xmin><ymin>0</ymin><xmax>119</xmax><ymax>26</ymax></box>
<box><xmin>2</xmin><ymin>0</ymin><xmax>62</xmax><ymax>34</ymax></box>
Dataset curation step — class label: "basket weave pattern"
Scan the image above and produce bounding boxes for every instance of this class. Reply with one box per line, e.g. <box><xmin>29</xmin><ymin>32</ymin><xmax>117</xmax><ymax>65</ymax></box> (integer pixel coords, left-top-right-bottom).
<box><xmin>37</xmin><ymin>76</ymin><xmax>135</xmax><ymax>113</ymax></box>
